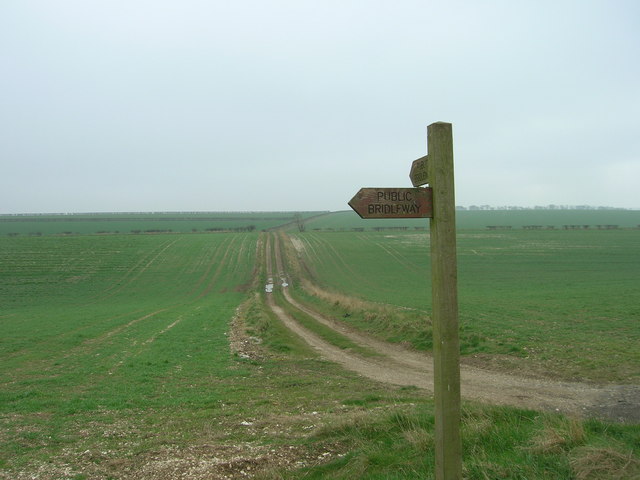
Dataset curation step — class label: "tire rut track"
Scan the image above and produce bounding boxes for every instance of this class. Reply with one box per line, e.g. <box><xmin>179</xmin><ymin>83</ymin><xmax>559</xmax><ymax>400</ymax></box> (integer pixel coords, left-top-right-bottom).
<box><xmin>64</xmin><ymin>235</ymin><xmax>246</xmax><ymax>381</ymax></box>
<box><xmin>84</xmin><ymin>238</ymin><xmax>180</xmax><ymax>305</ymax></box>
<box><xmin>356</xmin><ymin>233</ymin><xmax>421</xmax><ymax>274</ymax></box>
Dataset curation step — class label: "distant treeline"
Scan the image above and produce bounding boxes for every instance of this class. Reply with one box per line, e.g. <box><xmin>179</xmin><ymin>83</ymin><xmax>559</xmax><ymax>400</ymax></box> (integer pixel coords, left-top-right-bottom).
<box><xmin>305</xmin><ymin>225</ymin><xmax>639</xmax><ymax>233</ymax></box>
<box><xmin>313</xmin><ymin>226</ymin><xmax>428</xmax><ymax>232</ymax></box>
<box><xmin>0</xmin><ymin>216</ymin><xmax>293</xmax><ymax>223</ymax></box>
<box><xmin>0</xmin><ymin>212</ymin><xmax>330</xmax><ymax>236</ymax></box>
<box><xmin>7</xmin><ymin>226</ymin><xmax>260</xmax><ymax>237</ymax></box>
<box><xmin>489</xmin><ymin>224</ymin><xmax>627</xmax><ymax>230</ymax></box>
<box><xmin>456</xmin><ymin>205</ymin><xmax>632</xmax><ymax>211</ymax></box>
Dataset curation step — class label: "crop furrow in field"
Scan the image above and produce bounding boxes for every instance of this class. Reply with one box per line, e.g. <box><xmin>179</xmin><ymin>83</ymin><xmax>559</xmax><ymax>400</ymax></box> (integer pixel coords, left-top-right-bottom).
<box><xmin>186</xmin><ymin>235</ymin><xmax>234</xmax><ymax>298</ymax></box>
<box><xmin>289</xmin><ymin>234</ymin><xmax>327</xmax><ymax>281</ymax></box>
<box><xmin>300</xmin><ymin>234</ymin><xmax>325</xmax><ymax>264</ymax></box>
<box><xmin>356</xmin><ymin>233</ymin><xmax>423</xmax><ymax>274</ymax></box>
<box><xmin>229</xmin><ymin>234</ymin><xmax>259</xmax><ymax>292</ymax></box>
<box><xmin>225</xmin><ymin>234</ymin><xmax>248</xmax><ymax>278</ymax></box>
<box><xmin>85</xmin><ymin>238</ymin><xmax>180</xmax><ymax>304</ymax></box>
<box><xmin>86</xmin><ymin>308</ymin><xmax>171</xmax><ymax>350</ymax></box>
<box><xmin>310</xmin><ymin>234</ymin><xmax>382</xmax><ymax>292</ymax></box>
<box><xmin>142</xmin><ymin>315</ymin><xmax>183</xmax><ymax>345</ymax></box>
<box><xmin>231</xmin><ymin>235</ymin><xmax>250</xmax><ymax>274</ymax></box>
<box><xmin>104</xmin><ymin>239</ymin><xmax>178</xmax><ymax>292</ymax></box>
<box><xmin>300</xmin><ymin>235</ymin><xmax>344</xmax><ymax>277</ymax></box>
<box><xmin>0</xmin><ymin>307</ymin><xmax>148</xmax><ymax>363</ymax></box>
<box><xmin>196</xmin><ymin>235</ymin><xmax>242</xmax><ymax>298</ymax></box>
<box><xmin>103</xmin><ymin>309</ymin><xmax>173</xmax><ymax>377</ymax></box>
<box><xmin>1</xmin><ymin>307</ymin><xmax>186</xmax><ymax>389</ymax></box>
<box><xmin>0</xmin><ymin>234</ymin><xmax>256</xmax><ymax>399</ymax></box>
<box><xmin>182</xmin><ymin>241</ymin><xmax>214</xmax><ymax>275</ymax></box>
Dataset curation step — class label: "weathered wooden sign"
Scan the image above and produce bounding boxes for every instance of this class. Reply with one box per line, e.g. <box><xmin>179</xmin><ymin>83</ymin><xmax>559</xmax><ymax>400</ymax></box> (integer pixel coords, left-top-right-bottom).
<box><xmin>348</xmin><ymin>187</ymin><xmax>433</xmax><ymax>219</ymax></box>
<box><xmin>347</xmin><ymin>122</ymin><xmax>461</xmax><ymax>480</ymax></box>
<box><xmin>409</xmin><ymin>155</ymin><xmax>429</xmax><ymax>186</ymax></box>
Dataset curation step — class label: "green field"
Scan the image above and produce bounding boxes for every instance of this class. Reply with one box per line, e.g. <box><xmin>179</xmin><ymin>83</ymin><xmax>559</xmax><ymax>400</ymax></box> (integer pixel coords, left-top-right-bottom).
<box><xmin>1</xmin><ymin>232</ymin><xmax>375</xmax><ymax>477</ymax></box>
<box><xmin>1</xmin><ymin>233</ymin><xmax>257</xmax><ymax>413</ymax></box>
<box><xmin>289</xmin><ymin>229</ymin><xmax>640</xmax><ymax>383</ymax></box>
<box><xmin>302</xmin><ymin>209</ymin><xmax>640</xmax><ymax>231</ymax></box>
<box><xmin>0</xmin><ymin>211</ymin><xmax>328</xmax><ymax>236</ymax></box>
<box><xmin>4</xmin><ymin>209</ymin><xmax>639</xmax><ymax>237</ymax></box>
<box><xmin>1</xmin><ymin>215</ymin><xmax>639</xmax><ymax>479</ymax></box>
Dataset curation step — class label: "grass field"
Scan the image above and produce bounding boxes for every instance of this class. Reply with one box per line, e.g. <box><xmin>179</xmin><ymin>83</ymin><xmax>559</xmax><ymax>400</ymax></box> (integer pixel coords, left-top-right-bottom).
<box><xmin>0</xmin><ymin>211</ymin><xmax>328</xmax><ymax>236</ymax></box>
<box><xmin>5</xmin><ymin>209</ymin><xmax>639</xmax><ymax>237</ymax></box>
<box><xmin>0</xmin><ymin>233</ymin><xmax>258</xmax><ymax>471</ymax></box>
<box><xmin>0</xmin><ymin>233</ymin><xmax>261</xmax><ymax>416</ymax></box>
<box><xmin>302</xmin><ymin>209</ymin><xmax>640</xmax><ymax>231</ymax></box>
<box><xmin>289</xmin><ymin>229</ymin><xmax>640</xmax><ymax>383</ymax></box>
<box><xmin>1</xmin><ymin>216</ymin><xmax>639</xmax><ymax>479</ymax></box>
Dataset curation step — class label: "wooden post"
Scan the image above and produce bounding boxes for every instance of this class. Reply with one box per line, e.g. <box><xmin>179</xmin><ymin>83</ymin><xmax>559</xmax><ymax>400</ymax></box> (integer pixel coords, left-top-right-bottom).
<box><xmin>347</xmin><ymin>121</ymin><xmax>461</xmax><ymax>478</ymax></box>
<box><xmin>427</xmin><ymin>122</ymin><xmax>462</xmax><ymax>479</ymax></box>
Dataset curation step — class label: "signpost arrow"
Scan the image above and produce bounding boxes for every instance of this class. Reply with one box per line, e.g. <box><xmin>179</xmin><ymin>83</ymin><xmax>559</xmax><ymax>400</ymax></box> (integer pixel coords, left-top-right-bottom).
<box><xmin>348</xmin><ymin>187</ymin><xmax>433</xmax><ymax>219</ymax></box>
<box><xmin>409</xmin><ymin>155</ymin><xmax>429</xmax><ymax>187</ymax></box>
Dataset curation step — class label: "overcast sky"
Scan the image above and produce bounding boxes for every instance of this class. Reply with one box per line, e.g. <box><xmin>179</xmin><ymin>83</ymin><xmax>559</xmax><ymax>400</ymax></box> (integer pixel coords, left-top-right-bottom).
<box><xmin>1</xmin><ymin>1</ymin><xmax>638</xmax><ymax>213</ymax></box>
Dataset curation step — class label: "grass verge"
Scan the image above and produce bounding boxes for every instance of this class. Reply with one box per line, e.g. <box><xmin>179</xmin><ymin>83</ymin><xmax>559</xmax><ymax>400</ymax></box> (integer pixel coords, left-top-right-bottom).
<box><xmin>257</xmin><ymin>404</ymin><xmax>640</xmax><ymax>480</ymax></box>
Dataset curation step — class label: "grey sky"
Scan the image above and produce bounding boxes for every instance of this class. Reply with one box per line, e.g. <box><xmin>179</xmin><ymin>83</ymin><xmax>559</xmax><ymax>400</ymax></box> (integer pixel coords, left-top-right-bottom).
<box><xmin>1</xmin><ymin>1</ymin><xmax>639</xmax><ymax>213</ymax></box>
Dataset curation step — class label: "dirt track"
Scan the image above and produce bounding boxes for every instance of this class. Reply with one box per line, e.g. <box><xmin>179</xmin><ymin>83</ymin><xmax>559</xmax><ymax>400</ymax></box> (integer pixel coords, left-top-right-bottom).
<box><xmin>265</xmin><ymin>233</ymin><xmax>640</xmax><ymax>423</ymax></box>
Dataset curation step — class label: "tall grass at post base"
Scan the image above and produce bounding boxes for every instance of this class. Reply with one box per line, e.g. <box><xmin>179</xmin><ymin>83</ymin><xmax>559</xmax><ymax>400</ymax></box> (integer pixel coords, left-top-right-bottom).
<box><xmin>258</xmin><ymin>403</ymin><xmax>639</xmax><ymax>480</ymax></box>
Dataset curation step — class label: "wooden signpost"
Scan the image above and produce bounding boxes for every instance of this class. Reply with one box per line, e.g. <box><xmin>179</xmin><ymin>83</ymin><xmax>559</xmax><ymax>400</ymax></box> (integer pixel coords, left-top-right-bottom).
<box><xmin>348</xmin><ymin>122</ymin><xmax>461</xmax><ymax>480</ymax></box>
